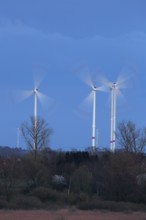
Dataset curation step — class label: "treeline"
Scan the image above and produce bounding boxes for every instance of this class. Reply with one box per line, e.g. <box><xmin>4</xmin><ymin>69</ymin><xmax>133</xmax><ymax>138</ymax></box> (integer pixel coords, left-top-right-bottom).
<box><xmin>0</xmin><ymin>148</ymin><xmax>146</xmax><ymax>211</ymax></box>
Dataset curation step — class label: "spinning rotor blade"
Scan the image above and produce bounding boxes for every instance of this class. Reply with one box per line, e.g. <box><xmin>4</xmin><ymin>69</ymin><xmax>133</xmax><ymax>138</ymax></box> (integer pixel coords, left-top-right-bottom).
<box><xmin>116</xmin><ymin>65</ymin><xmax>135</xmax><ymax>89</ymax></box>
<box><xmin>33</xmin><ymin>65</ymin><xmax>47</xmax><ymax>89</ymax></box>
<box><xmin>37</xmin><ymin>91</ymin><xmax>55</xmax><ymax>112</ymax></box>
<box><xmin>116</xmin><ymin>88</ymin><xmax>127</xmax><ymax>106</ymax></box>
<box><xmin>77</xmin><ymin>91</ymin><xmax>93</xmax><ymax>116</ymax></box>
<box><xmin>106</xmin><ymin>87</ymin><xmax>126</xmax><ymax>109</ymax></box>
<box><xmin>82</xmin><ymin>91</ymin><xmax>93</xmax><ymax>105</ymax></box>
<box><xmin>12</xmin><ymin>89</ymin><xmax>33</xmax><ymax>103</ymax></box>
<box><xmin>116</xmin><ymin>74</ymin><xmax>130</xmax><ymax>89</ymax></box>
<box><xmin>98</xmin><ymin>72</ymin><xmax>130</xmax><ymax>91</ymax></box>
<box><xmin>116</xmin><ymin>87</ymin><xmax>124</xmax><ymax>97</ymax></box>
<box><xmin>96</xmin><ymin>85</ymin><xmax>108</xmax><ymax>92</ymax></box>
<box><xmin>75</xmin><ymin>65</ymin><xmax>94</xmax><ymax>88</ymax></box>
<box><xmin>83</xmin><ymin>73</ymin><xmax>94</xmax><ymax>88</ymax></box>
<box><xmin>98</xmin><ymin>74</ymin><xmax>113</xmax><ymax>89</ymax></box>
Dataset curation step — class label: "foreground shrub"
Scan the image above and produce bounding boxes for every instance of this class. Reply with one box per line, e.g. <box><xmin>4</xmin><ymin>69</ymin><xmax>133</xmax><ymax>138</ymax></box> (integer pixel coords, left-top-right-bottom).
<box><xmin>30</xmin><ymin>187</ymin><xmax>59</xmax><ymax>202</ymax></box>
<box><xmin>70</xmin><ymin>165</ymin><xmax>93</xmax><ymax>194</ymax></box>
<box><xmin>63</xmin><ymin>192</ymin><xmax>89</xmax><ymax>205</ymax></box>
<box><xmin>77</xmin><ymin>199</ymin><xmax>146</xmax><ymax>212</ymax></box>
<box><xmin>0</xmin><ymin>198</ymin><xmax>8</xmax><ymax>209</ymax></box>
<box><xmin>9</xmin><ymin>195</ymin><xmax>43</xmax><ymax>209</ymax></box>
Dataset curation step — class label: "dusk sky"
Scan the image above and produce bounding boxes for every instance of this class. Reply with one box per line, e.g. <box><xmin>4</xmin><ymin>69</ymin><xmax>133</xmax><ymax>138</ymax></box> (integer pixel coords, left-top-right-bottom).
<box><xmin>0</xmin><ymin>0</ymin><xmax>146</xmax><ymax>151</ymax></box>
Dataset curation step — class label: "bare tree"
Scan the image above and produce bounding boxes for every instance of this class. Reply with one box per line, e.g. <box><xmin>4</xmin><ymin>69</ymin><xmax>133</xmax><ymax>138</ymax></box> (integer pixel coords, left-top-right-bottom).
<box><xmin>116</xmin><ymin>120</ymin><xmax>146</xmax><ymax>153</ymax></box>
<box><xmin>20</xmin><ymin>116</ymin><xmax>52</xmax><ymax>159</ymax></box>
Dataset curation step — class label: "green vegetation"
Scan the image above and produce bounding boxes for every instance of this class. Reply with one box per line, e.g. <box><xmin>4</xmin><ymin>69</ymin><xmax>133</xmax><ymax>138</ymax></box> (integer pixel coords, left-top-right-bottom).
<box><xmin>0</xmin><ymin>149</ymin><xmax>146</xmax><ymax>211</ymax></box>
<box><xmin>0</xmin><ymin>120</ymin><xmax>146</xmax><ymax>211</ymax></box>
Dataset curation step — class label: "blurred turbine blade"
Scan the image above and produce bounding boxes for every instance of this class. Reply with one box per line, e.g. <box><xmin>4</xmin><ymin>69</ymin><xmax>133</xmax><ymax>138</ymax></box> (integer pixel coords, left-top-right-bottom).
<box><xmin>75</xmin><ymin>65</ymin><xmax>94</xmax><ymax>88</ymax></box>
<box><xmin>33</xmin><ymin>72</ymin><xmax>45</xmax><ymax>89</ymax></box>
<box><xmin>79</xmin><ymin>71</ymin><xmax>94</xmax><ymax>88</ymax></box>
<box><xmin>78</xmin><ymin>91</ymin><xmax>93</xmax><ymax>116</ymax></box>
<box><xmin>116</xmin><ymin>65</ymin><xmax>134</xmax><ymax>89</ymax></box>
<box><xmin>91</xmin><ymin>69</ymin><xmax>103</xmax><ymax>83</ymax></box>
<box><xmin>96</xmin><ymin>85</ymin><xmax>108</xmax><ymax>92</ymax></box>
<box><xmin>11</xmin><ymin>89</ymin><xmax>33</xmax><ymax>104</ymax></box>
<box><xmin>116</xmin><ymin>88</ymin><xmax>123</xmax><ymax>97</ymax></box>
<box><xmin>83</xmin><ymin>73</ymin><xmax>94</xmax><ymax>88</ymax></box>
<box><xmin>116</xmin><ymin>74</ymin><xmax>129</xmax><ymax>89</ymax></box>
<box><xmin>37</xmin><ymin>91</ymin><xmax>54</xmax><ymax>112</ymax></box>
<box><xmin>98</xmin><ymin>74</ymin><xmax>112</xmax><ymax>89</ymax></box>
<box><xmin>33</xmin><ymin>65</ymin><xmax>47</xmax><ymax>89</ymax></box>
<box><xmin>82</xmin><ymin>91</ymin><xmax>93</xmax><ymax>106</ymax></box>
<box><xmin>116</xmin><ymin>88</ymin><xmax>126</xmax><ymax>106</ymax></box>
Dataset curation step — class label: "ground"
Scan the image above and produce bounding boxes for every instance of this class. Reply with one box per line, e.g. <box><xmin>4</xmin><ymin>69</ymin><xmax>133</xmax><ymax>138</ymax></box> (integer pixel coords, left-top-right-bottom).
<box><xmin>0</xmin><ymin>209</ymin><xmax>146</xmax><ymax>220</ymax></box>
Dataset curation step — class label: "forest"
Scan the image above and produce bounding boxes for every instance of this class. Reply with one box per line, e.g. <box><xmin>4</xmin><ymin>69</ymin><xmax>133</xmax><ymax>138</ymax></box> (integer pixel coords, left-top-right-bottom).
<box><xmin>0</xmin><ymin>119</ymin><xmax>146</xmax><ymax>211</ymax></box>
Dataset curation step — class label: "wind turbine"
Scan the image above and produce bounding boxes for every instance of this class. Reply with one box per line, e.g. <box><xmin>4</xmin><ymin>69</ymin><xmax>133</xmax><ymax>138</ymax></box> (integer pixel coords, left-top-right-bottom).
<box><xmin>100</xmin><ymin>74</ymin><xmax>128</xmax><ymax>152</ymax></box>
<box><xmin>13</xmin><ymin>72</ymin><xmax>51</xmax><ymax>151</ymax></box>
<box><xmin>77</xmin><ymin>69</ymin><xmax>105</xmax><ymax>152</ymax></box>
<box><xmin>90</xmin><ymin>85</ymin><xmax>103</xmax><ymax>150</ymax></box>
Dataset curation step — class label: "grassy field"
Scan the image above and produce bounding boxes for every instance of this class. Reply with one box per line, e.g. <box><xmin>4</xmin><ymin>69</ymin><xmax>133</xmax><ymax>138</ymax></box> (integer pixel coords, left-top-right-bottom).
<box><xmin>0</xmin><ymin>209</ymin><xmax>146</xmax><ymax>220</ymax></box>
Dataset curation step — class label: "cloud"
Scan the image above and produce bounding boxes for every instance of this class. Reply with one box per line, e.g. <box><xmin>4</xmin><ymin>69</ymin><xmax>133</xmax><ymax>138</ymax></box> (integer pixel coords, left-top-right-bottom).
<box><xmin>0</xmin><ymin>18</ymin><xmax>73</xmax><ymax>43</ymax></box>
<box><xmin>0</xmin><ymin>18</ymin><xmax>48</xmax><ymax>39</ymax></box>
<box><xmin>0</xmin><ymin>17</ymin><xmax>146</xmax><ymax>48</ymax></box>
<box><xmin>0</xmin><ymin>17</ymin><xmax>146</xmax><ymax>76</ymax></box>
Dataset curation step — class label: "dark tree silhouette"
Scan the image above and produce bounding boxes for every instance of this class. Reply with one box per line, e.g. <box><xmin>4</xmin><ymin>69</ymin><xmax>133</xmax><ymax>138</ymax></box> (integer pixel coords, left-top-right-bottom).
<box><xmin>116</xmin><ymin>120</ymin><xmax>146</xmax><ymax>153</ymax></box>
<box><xmin>20</xmin><ymin>116</ymin><xmax>52</xmax><ymax>159</ymax></box>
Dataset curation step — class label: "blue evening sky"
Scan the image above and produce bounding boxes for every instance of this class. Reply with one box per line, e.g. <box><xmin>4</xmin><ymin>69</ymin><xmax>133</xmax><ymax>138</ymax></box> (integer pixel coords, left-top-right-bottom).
<box><xmin>0</xmin><ymin>0</ymin><xmax>146</xmax><ymax>150</ymax></box>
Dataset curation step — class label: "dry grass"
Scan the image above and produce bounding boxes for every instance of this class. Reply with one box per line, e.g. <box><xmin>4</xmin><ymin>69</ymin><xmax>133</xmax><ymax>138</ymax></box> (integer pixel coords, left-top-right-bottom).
<box><xmin>0</xmin><ymin>209</ymin><xmax>146</xmax><ymax>220</ymax></box>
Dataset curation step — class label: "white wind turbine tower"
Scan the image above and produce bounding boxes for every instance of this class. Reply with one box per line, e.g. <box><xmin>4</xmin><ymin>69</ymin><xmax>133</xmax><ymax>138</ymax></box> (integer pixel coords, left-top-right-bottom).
<box><xmin>100</xmin><ymin>75</ymin><xmax>128</xmax><ymax>152</ymax></box>
<box><xmin>110</xmin><ymin>82</ymin><xmax>118</xmax><ymax>152</ymax></box>
<box><xmin>33</xmin><ymin>84</ymin><xmax>39</xmax><ymax>151</ymax></box>
<box><xmin>77</xmin><ymin>70</ymin><xmax>105</xmax><ymax>151</ymax></box>
<box><xmin>91</xmin><ymin>85</ymin><xmax>103</xmax><ymax>149</ymax></box>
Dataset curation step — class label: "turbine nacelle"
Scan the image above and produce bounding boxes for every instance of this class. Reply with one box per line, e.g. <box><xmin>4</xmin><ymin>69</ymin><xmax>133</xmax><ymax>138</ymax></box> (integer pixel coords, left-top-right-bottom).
<box><xmin>34</xmin><ymin>88</ymin><xmax>39</xmax><ymax>94</ymax></box>
<box><xmin>110</xmin><ymin>82</ymin><xmax>118</xmax><ymax>91</ymax></box>
<box><xmin>92</xmin><ymin>86</ymin><xmax>97</xmax><ymax>91</ymax></box>
<box><xmin>91</xmin><ymin>85</ymin><xmax>106</xmax><ymax>92</ymax></box>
